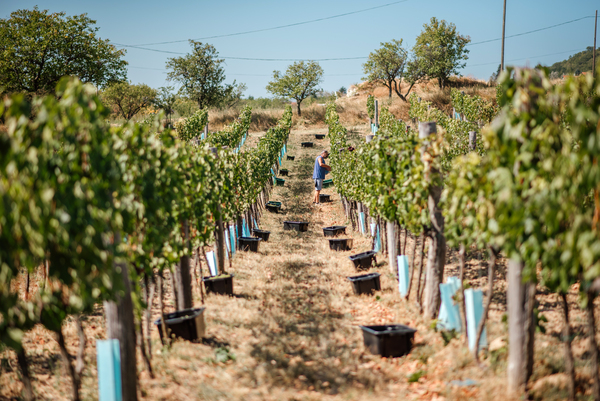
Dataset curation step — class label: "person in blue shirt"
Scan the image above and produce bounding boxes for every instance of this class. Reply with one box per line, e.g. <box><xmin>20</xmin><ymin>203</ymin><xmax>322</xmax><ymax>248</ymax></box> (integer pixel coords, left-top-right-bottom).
<box><xmin>312</xmin><ymin>150</ymin><xmax>331</xmax><ymax>205</ymax></box>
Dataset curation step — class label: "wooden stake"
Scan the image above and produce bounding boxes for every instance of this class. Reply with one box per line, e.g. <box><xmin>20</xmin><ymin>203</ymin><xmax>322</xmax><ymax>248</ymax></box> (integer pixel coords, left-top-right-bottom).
<box><xmin>387</xmin><ymin>221</ymin><xmax>397</xmax><ymax>275</ymax></box>
<box><xmin>420</xmin><ymin>122</ymin><xmax>446</xmax><ymax>319</ymax></box>
<box><xmin>415</xmin><ymin>234</ymin><xmax>427</xmax><ymax>308</ymax></box>
<box><xmin>560</xmin><ymin>292</ymin><xmax>576</xmax><ymax>401</ymax></box>
<box><xmin>587</xmin><ymin>291</ymin><xmax>600</xmax><ymax>401</ymax></box>
<box><xmin>458</xmin><ymin>244</ymin><xmax>468</xmax><ymax>344</ymax></box>
<box><xmin>157</xmin><ymin>271</ymin><xmax>170</xmax><ymax>347</ymax></box>
<box><xmin>405</xmin><ymin>233</ymin><xmax>420</xmax><ymax>300</ymax></box>
<box><xmin>146</xmin><ymin>274</ymin><xmax>156</xmax><ymax>359</ymax></box>
<box><xmin>474</xmin><ymin>247</ymin><xmax>497</xmax><ymax>361</ymax></box>
<box><xmin>16</xmin><ymin>348</ymin><xmax>33</xmax><ymax>401</ymax></box>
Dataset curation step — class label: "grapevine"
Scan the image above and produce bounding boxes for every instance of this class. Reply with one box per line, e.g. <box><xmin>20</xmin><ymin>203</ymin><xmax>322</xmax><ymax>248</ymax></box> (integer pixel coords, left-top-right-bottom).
<box><xmin>0</xmin><ymin>79</ymin><xmax>293</xmax><ymax>398</ymax></box>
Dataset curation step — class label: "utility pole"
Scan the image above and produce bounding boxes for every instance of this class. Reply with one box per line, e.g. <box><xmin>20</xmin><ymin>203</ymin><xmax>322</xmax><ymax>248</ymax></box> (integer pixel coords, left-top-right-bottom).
<box><xmin>594</xmin><ymin>10</ymin><xmax>597</xmax><ymax>76</ymax></box>
<box><xmin>501</xmin><ymin>0</ymin><xmax>507</xmax><ymax>71</ymax></box>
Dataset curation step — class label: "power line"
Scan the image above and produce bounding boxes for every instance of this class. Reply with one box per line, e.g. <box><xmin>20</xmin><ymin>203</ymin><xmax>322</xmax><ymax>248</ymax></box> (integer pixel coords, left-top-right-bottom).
<box><xmin>468</xmin><ymin>47</ymin><xmax>587</xmax><ymax>67</ymax></box>
<box><xmin>113</xmin><ymin>43</ymin><xmax>368</xmax><ymax>60</ymax></box>
<box><xmin>222</xmin><ymin>56</ymin><xmax>366</xmax><ymax>61</ymax></box>
<box><xmin>128</xmin><ymin>66</ymin><xmax>165</xmax><ymax>71</ymax></box>
<box><xmin>125</xmin><ymin>0</ymin><xmax>410</xmax><ymax>46</ymax></box>
<box><xmin>468</xmin><ymin>16</ymin><xmax>594</xmax><ymax>47</ymax></box>
<box><xmin>112</xmin><ymin>44</ymin><xmax>185</xmax><ymax>55</ymax></box>
<box><xmin>114</xmin><ymin>15</ymin><xmax>595</xmax><ymax>60</ymax></box>
<box><xmin>127</xmin><ymin>66</ymin><xmax>362</xmax><ymax>77</ymax></box>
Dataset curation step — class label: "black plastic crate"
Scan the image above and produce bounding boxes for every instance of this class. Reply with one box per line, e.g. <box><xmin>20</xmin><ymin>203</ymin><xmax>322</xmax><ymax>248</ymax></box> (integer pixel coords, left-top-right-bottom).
<box><xmin>279</xmin><ymin>169</ymin><xmax>289</xmax><ymax>176</ymax></box>
<box><xmin>286</xmin><ymin>155</ymin><xmax>295</xmax><ymax>161</ymax></box>
<box><xmin>349</xmin><ymin>250</ymin><xmax>377</xmax><ymax>269</ymax></box>
<box><xmin>347</xmin><ymin>272</ymin><xmax>381</xmax><ymax>295</ymax></box>
<box><xmin>328</xmin><ymin>238</ymin><xmax>353</xmax><ymax>251</ymax></box>
<box><xmin>322</xmin><ymin>225</ymin><xmax>347</xmax><ymax>237</ymax></box>
<box><xmin>154</xmin><ymin>307</ymin><xmax>206</xmax><ymax>344</ymax></box>
<box><xmin>301</xmin><ymin>142</ymin><xmax>314</xmax><ymax>148</ymax></box>
<box><xmin>360</xmin><ymin>324</ymin><xmax>417</xmax><ymax>358</ymax></box>
<box><xmin>283</xmin><ymin>221</ymin><xmax>309</xmax><ymax>232</ymax></box>
<box><xmin>238</xmin><ymin>237</ymin><xmax>261</xmax><ymax>252</ymax></box>
<box><xmin>266</xmin><ymin>201</ymin><xmax>281</xmax><ymax>213</ymax></box>
<box><xmin>203</xmin><ymin>274</ymin><xmax>234</xmax><ymax>296</ymax></box>
<box><xmin>252</xmin><ymin>229</ymin><xmax>270</xmax><ymax>241</ymax></box>
<box><xmin>315</xmin><ymin>134</ymin><xmax>326</xmax><ymax>139</ymax></box>
<box><xmin>319</xmin><ymin>194</ymin><xmax>331</xmax><ymax>202</ymax></box>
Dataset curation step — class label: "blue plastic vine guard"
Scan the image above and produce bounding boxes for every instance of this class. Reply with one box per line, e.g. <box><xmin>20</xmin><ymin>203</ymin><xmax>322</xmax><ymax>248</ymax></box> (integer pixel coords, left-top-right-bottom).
<box><xmin>224</xmin><ymin>229</ymin><xmax>230</xmax><ymax>254</ymax></box>
<box><xmin>397</xmin><ymin>255</ymin><xmax>410</xmax><ymax>296</ymax></box>
<box><xmin>229</xmin><ymin>225</ymin><xmax>236</xmax><ymax>254</ymax></box>
<box><xmin>206</xmin><ymin>251</ymin><xmax>218</xmax><ymax>276</ymax></box>
<box><xmin>242</xmin><ymin>219</ymin><xmax>251</xmax><ymax>237</ymax></box>
<box><xmin>373</xmin><ymin>225</ymin><xmax>381</xmax><ymax>253</ymax></box>
<box><xmin>358</xmin><ymin>212</ymin><xmax>366</xmax><ymax>234</ymax></box>
<box><xmin>438</xmin><ymin>277</ymin><xmax>462</xmax><ymax>332</ymax></box>
<box><xmin>97</xmin><ymin>339</ymin><xmax>122</xmax><ymax>401</ymax></box>
<box><xmin>465</xmin><ymin>288</ymin><xmax>487</xmax><ymax>351</ymax></box>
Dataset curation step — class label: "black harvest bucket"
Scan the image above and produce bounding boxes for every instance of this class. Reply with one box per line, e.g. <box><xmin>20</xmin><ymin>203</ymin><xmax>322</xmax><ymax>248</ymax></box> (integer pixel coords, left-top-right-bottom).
<box><xmin>154</xmin><ymin>307</ymin><xmax>206</xmax><ymax>344</ymax></box>
<box><xmin>238</xmin><ymin>237</ymin><xmax>262</xmax><ymax>252</ymax></box>
<box><xmin>266</xmin><ymin>201</ymin><xmax>281</xmax><ymax>213</ymax></box>
<box><xmin>202</xmin><ymin>274</ymin><xmax>234</xmax><ymax>296</ymax></box>
<box><xmin>283</xmin><ymin>221</ymin><xmax>309</xmax><ymax>232</ymax></box>
<box><xmin>328</xmin><ymin>238</ymin><xmax>353</xmax><ymax>251</ymax></box>
<box><xmin>349</xmin><ymin>250</ymin><xmax>377</xmax><ymax>269</ymax></box>
<box><xmin>322</xmin><ymin>226</ymin><xmax>346</xmax><ymax>237</ymax></box>
<box><xmin>360</xmin><ymin>324</ymin><xmax>417</xmax><ymax>358</ymax></box>
<box><xmin>252</xmin><ymin>229</ymin><xmax>270</xmax><ymax>241</ymax></box>
<box><xmin>347</xmin><ymin>272</ymin><xmax>381</xmax><ymax>295</ymax></box>
<box><xmin>319</xmin><ymin>194</ymin><xmax>331</xmax><ymax>203</ymax></box>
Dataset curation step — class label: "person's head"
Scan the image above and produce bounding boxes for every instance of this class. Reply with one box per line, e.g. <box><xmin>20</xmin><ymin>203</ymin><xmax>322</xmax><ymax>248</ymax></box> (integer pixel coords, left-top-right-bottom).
<box><xmin>321</xmin><ymin>150</ymin><xmax>329</xmax><ymax>159</ymax></box>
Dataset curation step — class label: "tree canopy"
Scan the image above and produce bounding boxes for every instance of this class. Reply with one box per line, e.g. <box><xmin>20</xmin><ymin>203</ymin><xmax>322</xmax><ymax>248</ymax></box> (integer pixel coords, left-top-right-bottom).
<box><xmin>266</xmin><ymin>61</ymin><xmax>323</xmax><ymax>117</ymax></box>
<box><xmin>362</xmin><ymin>39</ymin><xmax>421</xmax><ymax>101</ymax></box>
<box><xmin>153</xmin><ymin>86</ymin><xmax>177</xmax><ymax>124</ymax></box>
<box><xmin>101</xmin><ymin>82</ymin><xmax>157</xmax><ymax>120</ymax></box>
<box><xmin>0</xmin><ymin>7</ymin><xmax>127</xmax><ymax>96</ymax></box>
<box><xmin>166</xmin><ymin>41</ymin><xmax>244</xmax><ymax>109</ymax></box>
<box><xmin>547</xmin><ymin>46</ymin><xmax>599</xmax><ymax>76</ymax></box>
<box><xmin>411</xmin><ymin>17</ymin><xmax>470</xmax><ymax>89</ymax></box>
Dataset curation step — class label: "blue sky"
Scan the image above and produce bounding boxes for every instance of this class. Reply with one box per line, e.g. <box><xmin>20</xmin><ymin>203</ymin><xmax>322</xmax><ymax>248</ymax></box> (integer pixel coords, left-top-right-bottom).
<box><xmin>1</xmin><ymin>0</ymin><xmax>598</xmax><ymax>97</ymax></box>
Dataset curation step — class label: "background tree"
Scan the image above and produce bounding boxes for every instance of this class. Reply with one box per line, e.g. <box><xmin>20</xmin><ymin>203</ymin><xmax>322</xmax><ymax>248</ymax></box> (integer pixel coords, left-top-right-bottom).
<box><xmin>0</xmin><ymin>7</ymin><xmax>127</xmax><ymax>96</ymax></box>
<box><xmin>363</xmin><ymin>39</ymin><xmax>420</xmax><ymax>101</ymax></box>
<box><xmin>102</xmin><ymin>82</ymin><xmax>157</xmax><ymax>120</ymax></box>
<box><xmin>548</xmin><ymin>46</ymin><xmax>599</xmax><ymax>76</ymax></box>
<box><xmin>266</xmin><ymin>61</ymin><xmax>323</xmax><ymax>117</ymax></box>
<box><xmin>221</xmin><ymin>81</ymin><xmax>247</xmax><ymax>109</ymax></box>
<box><xmin>166</xmin><ymin>41</ymin><xmax>243</xmax><ymax>109</ymax></box>
<box><xmin>489</xmin><ymin>64</ymin><xmax>502</xmax><ymax>83</ymax></box>
<box><xmin>153</xmin><ymin>86</ymin><xmax>177</xmax><ymax>125</ymax></box>
<box><xmin>173</xmin><ymin>98</ymin><xmax>199</xmax><ymax>117</ymax></box>
<box><xmin>411</xmin><ymin>17</ymin><xmax>470</xmax><ymax>89</ymax></box>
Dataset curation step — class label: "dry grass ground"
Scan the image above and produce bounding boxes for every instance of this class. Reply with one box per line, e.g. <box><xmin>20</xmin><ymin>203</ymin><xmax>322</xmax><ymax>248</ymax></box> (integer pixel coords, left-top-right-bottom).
<box><xmin>2</xmin><ymin>122</ymin><xmax>599</xmax><ymax>401</ymax></box>
<box><xmin>206</xmin><ymin>77</ymin><xmax>496</xmax><ymax>133</ymax></box>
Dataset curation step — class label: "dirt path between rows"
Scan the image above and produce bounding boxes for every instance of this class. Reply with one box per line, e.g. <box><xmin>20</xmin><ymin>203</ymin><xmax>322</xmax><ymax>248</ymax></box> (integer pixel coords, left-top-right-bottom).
<box><xmin>1</xmin><ymin>127</ymin><xmax>537</xmax><ymax>401</ymax></box>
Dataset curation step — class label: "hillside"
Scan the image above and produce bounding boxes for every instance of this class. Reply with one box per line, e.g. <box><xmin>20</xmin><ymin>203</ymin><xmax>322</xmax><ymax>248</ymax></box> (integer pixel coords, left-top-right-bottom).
<box><xmin>207</xmin><ymin>77</ymin><xmax>495</xmax><ymax>132</ymax></box>
<box><xmin>548</xmin><ymin>46</ymin><xmax>598</xmax><ymax>75</ymax></box>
